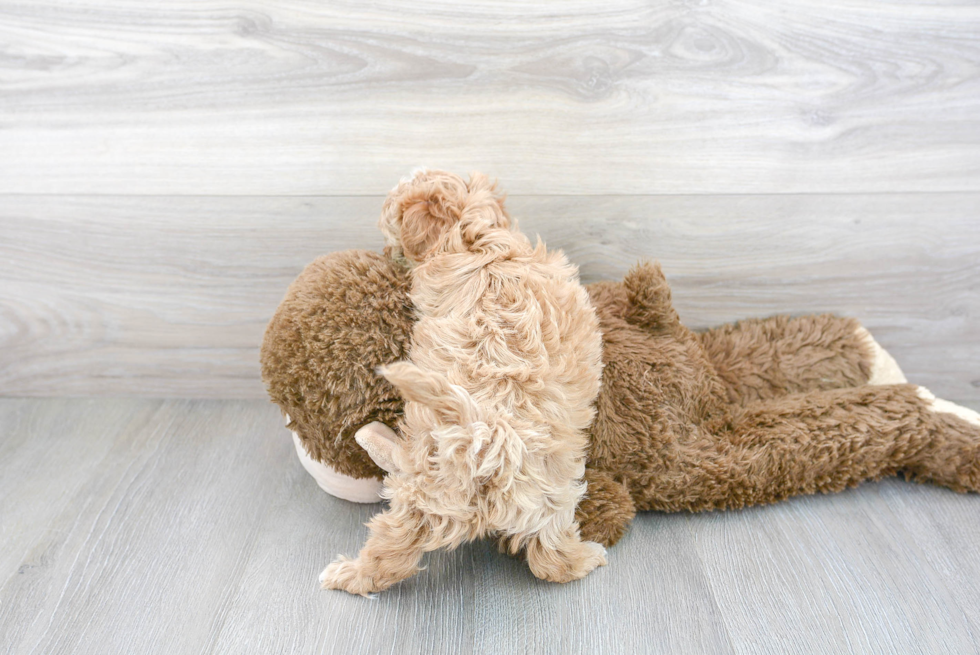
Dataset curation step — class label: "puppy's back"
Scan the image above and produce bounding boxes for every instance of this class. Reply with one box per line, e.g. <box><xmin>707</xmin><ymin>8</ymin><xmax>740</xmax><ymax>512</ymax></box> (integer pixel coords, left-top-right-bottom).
<box><xmin>411</xmin><ymin>238</ymin><xmax>602</xmax><ymax>439</ymax></box>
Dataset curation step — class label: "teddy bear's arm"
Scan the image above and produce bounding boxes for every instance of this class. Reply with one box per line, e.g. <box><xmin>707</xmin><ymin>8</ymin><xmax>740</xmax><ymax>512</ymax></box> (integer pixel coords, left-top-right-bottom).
<box><xmin>697</xmin><ymin>314</ymin><xmax>888</xmax><ymax>405</ymax></box>
<box><xmin>576</xmin><ymin>469</ymin><xmax>636</xmax><ymax>548</ymax></box>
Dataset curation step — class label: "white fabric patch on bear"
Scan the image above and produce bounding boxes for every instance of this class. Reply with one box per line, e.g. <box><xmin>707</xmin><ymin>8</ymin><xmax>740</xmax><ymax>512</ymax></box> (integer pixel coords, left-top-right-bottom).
<box><xmin>856</xmin><ymin>326</ymin><xmax>907</xmax><ymax>385</ymax></box>
<box><xmin>916</xmin><ymin>387</ymin><xmax>980</xmax><ymax>427</ymax></box>
<box><xmin>290</xmin><ymin>429</ymin><xmax>384</xmax><ymax>503</ymax></box>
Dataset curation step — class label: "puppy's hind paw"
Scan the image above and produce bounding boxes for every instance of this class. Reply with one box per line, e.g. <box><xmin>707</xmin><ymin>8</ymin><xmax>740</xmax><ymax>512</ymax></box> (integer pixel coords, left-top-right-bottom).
<box><xmin>583</xmin><ymin>540</ymin><xmax>608</xmax><ymax>571</ymax></box>
<box><xmin>556</xmin><ymin>540</ymin><xmax>607</xmax><ymax>582</ymax></box>
<box><xmin>527</xmin><ymin>538</ymin><xmax>608</xmax><ymax>584</ymax></box>
<box><xmin>587</xmin><ymin>540</ymin><xmax>608</xmax><ymax>558</ymax></box>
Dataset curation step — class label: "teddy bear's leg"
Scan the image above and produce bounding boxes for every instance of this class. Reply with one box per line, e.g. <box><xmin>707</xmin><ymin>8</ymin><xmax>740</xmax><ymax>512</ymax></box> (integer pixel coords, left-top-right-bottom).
<box><xmin>319</xmin><ymin>500</ymin><xmax>434</xmax><ymax>596</ymax></box>
<box><xmin>698</xmin><ymin>315</ymin><xmax>895</xmax><ymax>405</ymax></box>
<box><xmin>576</xmin><ymin>469</ymin><xmax>636</xmax><ymax>548</ymax></box>
<box><xmin>678</xmin><ymin>385</ymin><xmax>980</xmax><ymax>510</ymax></box>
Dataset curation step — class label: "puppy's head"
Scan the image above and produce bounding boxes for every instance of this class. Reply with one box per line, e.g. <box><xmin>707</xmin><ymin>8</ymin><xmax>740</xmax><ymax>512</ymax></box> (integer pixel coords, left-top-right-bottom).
<box><xmin>379</xmin><ymin>169</ymin><xmax>510</xmax><ymax>263</ymax></box>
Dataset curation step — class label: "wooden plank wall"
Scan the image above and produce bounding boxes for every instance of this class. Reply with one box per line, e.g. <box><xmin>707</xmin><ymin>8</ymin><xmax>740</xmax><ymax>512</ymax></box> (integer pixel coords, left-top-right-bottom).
<box><xmin>1</xmin><ymin>1</ymin><xmax>978</xmax><ymax>400</ymax></box>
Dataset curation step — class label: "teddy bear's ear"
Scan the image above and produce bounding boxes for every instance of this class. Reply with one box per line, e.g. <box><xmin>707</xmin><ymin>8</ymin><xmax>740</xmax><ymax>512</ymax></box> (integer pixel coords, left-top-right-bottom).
<box><xmin>623</xmin><ymin>261</ymin><xmax>682</xmax><ymax>334</ymax></box>
<box><xmin>379</xmin><ymin>361</ymin><xmax>480</xmax><ymax>425</ymax></box>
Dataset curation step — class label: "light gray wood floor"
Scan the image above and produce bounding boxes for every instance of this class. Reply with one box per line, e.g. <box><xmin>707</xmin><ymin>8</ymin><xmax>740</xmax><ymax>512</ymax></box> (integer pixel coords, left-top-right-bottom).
<box><xmin>3</xmin><ymin>398</ymin><xmax>979</xmax><ymax>655</ymax></box>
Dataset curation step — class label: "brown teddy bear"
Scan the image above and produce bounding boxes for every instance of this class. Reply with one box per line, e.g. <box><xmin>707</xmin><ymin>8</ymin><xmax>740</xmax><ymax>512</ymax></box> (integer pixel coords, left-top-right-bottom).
<box><xmin>261</xmin><ymin>221</ymin><xmax>980</xmax><ymax>550</ymax></box>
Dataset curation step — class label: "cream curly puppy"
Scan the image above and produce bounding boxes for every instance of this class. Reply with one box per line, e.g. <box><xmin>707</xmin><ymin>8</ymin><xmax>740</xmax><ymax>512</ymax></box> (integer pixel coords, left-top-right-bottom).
<box><xmin>319</xmin><ymin>170</ymin><xmax>606</xmax><ymax>595</ymax></box>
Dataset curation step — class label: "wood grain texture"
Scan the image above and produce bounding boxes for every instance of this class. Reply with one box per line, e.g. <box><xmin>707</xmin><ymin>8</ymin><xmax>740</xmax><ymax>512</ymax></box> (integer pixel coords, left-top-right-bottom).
<box><xmin>1</xmin><ymin>0</ymin><xmax>979</xmax><ymax>194</ymax></box>
<box><xmin>2</xmin><ymin>193</ymin><xmax>978</xmax><ymax>400</ymax></box>
<box><xmin>1</xmin><ymin>398</ymin><xmax>979</xmax><ymax>654</ymax></box>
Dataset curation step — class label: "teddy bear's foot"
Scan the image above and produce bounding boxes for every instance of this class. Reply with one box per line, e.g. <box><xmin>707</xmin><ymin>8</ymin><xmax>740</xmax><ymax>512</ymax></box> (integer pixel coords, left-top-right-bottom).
<box><xmin>911</xmin><ymin>386</ymin><xmax>980</xmax><ymax>492</ymax></box>
<box><xmin>916</xmin><ymin>387</ymin><xmax>980</xmax><ymax>427</ymax></box>
<box><xmin>576</xmin><ymin>469</ymin><xmax>636</xmax><ymax>548</ymax></box>
<box><xmin>319</xmin><ymin>556</ymin><xmax>381</xmax><ymax>597</ymax></box>
<box><xmin>856</xmin><ymin>327</ymin><xmax>907</xmax><ymax>385</ymax></box>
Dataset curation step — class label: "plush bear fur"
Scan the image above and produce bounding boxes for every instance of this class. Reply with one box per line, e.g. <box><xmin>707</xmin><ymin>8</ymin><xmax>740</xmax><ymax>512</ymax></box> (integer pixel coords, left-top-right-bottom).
<box><xmin>261</xmin><ymin>250</ymin><xmax>413</xmax><ymax>481</ymax></box>
<box><xmin>261</xmin><ymin>250</ymin><xmax>980</xmax><ymax>549</ymax></box>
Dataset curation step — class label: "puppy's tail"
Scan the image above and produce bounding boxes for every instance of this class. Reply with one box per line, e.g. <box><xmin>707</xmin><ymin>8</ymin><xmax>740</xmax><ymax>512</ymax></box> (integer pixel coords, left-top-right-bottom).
<box><xmin>379</xmin><ymin>362</ymin><xmax>481</xmax><ymax>426</ymax></box>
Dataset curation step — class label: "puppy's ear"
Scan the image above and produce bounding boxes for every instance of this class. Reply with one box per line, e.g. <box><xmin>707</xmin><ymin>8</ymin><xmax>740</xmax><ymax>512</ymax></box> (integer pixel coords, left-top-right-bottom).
<box><xmin>354</xmin><ymin>422</ymin><xmax>405</xmax><ymax>474</ymax></box>
<box><xmin>399</xmin><ymin>197</ymin><xmax>458</xmax><ymax>261</ymax></box>
<box><xmin>379</xmin><ymin>361</ymin><xmax>479</xmax><ymax>425</ymax></box>
<box><xmin>379</xmin><ymin>170</ymin><xmax>469</xmax><ymax>261</ymax></box>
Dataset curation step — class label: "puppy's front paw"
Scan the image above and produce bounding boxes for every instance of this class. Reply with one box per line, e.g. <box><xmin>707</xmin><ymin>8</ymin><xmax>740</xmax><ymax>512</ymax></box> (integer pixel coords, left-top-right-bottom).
<box><xmin>319</xmin><ymin>556</ymin><xmax>378</xmax><ymax>597</ymax></box>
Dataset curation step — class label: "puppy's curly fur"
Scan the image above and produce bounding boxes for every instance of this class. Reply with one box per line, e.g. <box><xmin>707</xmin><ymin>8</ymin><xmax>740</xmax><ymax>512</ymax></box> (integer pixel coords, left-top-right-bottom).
<box><xmin>320</xmin><ymin>170</ymin><xmax>606</xmax><ymax>594</ymax></box>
